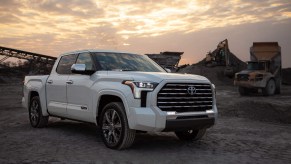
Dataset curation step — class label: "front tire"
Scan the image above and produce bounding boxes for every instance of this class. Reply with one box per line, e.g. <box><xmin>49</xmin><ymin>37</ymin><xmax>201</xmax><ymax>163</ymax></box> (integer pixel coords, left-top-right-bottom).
<box><xmin>175</xmin><ymin>129</ymin><xmax>206</xmax><ymax>141</ymax></box>
<box><xmin>29</xmin><ymin>96</ymin><xmax>49</xmax><ymax>128</ymax></box>
<box><xmin>263</xmin><ymin>79</ymin><xmax>276</xmax><ymax>96</ymax></box>
<box><xmin>100</xmin><ymin>102</ymin><xmax>136</xmax><ymax>150</ymax></box>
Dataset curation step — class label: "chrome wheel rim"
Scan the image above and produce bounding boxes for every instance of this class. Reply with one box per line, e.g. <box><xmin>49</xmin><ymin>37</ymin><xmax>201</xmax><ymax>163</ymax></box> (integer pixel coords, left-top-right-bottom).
<box><xmin>30</xmin><ymin>100</ymin><xmax>39</xmax><ymax>126</ymax></box>
<box><xmin>102</xmin><ymin>109</ymin><xmax>122</xmax><ymax>146</ymax></box>
<box><xmin>187</xmin><ymin>130</ymin><xmax>194</xmax><ymax>134</ymax></box>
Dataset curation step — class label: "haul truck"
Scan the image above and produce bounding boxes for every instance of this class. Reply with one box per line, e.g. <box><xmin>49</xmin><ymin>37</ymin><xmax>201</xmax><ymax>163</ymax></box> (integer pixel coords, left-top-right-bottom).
<box><xmin>234</xmin><ymin>42</ymin><xmax>281</xmax><ymax>96</ymax></box>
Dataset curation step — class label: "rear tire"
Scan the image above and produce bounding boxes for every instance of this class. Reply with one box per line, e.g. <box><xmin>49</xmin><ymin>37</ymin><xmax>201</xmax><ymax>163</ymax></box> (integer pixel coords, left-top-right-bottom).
<box><xmin>175</xmin><ymin>129</ymin><xmax>206</xmax><ymax>141</ymax></box>
<box><xmin>263</xmin><ymin>79</ymin><xmax>276</xmax><ymax>96</ymax></box>
<box><xmin>29</xmin><ymin>96</ymin><xmax>49</xmax><ymax>128</ymax></box>
<box><xmin>100</xmin><ymin>102</ymin><xmax>136</xmax><ymax>150</ymax></box>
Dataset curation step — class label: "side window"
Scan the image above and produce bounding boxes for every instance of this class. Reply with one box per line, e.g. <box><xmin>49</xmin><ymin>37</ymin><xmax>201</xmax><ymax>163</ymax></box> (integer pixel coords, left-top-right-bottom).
<box><xmin>56</xmin><ymin>54</ymin><xmax>77</xmax><ymax>74</ymax></box>
<box><xmin>76</xmin><ymin>53</ymin><xmax>94</xmax><ymax>71</ymax></box>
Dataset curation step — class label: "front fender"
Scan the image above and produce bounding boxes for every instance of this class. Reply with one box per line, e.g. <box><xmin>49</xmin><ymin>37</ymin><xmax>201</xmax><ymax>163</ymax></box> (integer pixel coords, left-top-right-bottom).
<box><xmin>91</xmin><ymin>79</ymin><xmax>141</xmax><ymax>128</ymax></box>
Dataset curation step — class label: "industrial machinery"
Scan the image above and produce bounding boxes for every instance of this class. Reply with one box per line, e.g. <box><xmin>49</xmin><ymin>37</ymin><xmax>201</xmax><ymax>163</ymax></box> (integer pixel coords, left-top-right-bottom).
<box><xmin>146</xmin><ymin>51</ymin><xmax>183</xmax><ymax>72</ymax></box>
<box><xmin>234</xmin><ymin>42</ymin><xmax>281</xmax><ymax>96</ymax></box>
<box><xmin>205</xmin><ymin>39</ymin><xmax>237</xmax><ymax>77</ymax></box>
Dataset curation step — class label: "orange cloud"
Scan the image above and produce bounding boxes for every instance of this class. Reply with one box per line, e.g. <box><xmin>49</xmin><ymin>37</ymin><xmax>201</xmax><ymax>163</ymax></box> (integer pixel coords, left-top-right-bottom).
<box><xmin>0</xmin><ymin>0</ymin><xmax>290</xmax><ymax>57</ymax></box>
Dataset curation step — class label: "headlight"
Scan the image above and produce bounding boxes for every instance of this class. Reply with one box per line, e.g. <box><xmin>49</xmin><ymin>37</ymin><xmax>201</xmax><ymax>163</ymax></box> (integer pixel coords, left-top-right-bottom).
<box><xmin>122</xmin><ymin>81</ymin><xmax>158</xmax><ymax>99</ymax></box>
<box><xmin>133</xmin><ymin>82</ymin><xmax>158</xmax><ymax>89</ymax></box>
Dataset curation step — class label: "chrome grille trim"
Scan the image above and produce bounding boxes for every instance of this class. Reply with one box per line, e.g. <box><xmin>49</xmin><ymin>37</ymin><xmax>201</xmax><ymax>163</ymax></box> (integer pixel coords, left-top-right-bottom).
<box><xmin>158</xmin><ymin>97</ymin><xmax>213</xmax><ymax>99</ymax></box>
<box><xmin>158</xmin><ymin>93</ymin><xmax>212</xmax><ymax>95</ymax></box>
<box><xmin>158</xmin><ymin>101</ymin><xmax>213</xmax><ymax>104</ymax></box>
<box><xmin>159</xmin><ymin>105</ymin><xmax>212</xmax><ymax>108</ymax></box>
<box><xmin>157</xmin><ymin>83</ymin><xmax>213</xmax><ymax>112</ymax></box>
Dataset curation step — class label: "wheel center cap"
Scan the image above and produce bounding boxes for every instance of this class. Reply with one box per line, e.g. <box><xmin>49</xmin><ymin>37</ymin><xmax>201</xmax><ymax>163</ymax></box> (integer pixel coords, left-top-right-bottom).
<box><xmin>109</xmin><ymin>125</ymin><xmax>114</xmax><ymax>131</ymax></box>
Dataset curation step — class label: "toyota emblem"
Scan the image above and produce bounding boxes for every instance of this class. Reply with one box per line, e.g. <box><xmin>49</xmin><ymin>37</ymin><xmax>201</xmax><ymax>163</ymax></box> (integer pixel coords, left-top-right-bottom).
<box><xmin>187</xmin><ymin>86</ymin><xmax>196</xmax><ymax>95</ymax></box>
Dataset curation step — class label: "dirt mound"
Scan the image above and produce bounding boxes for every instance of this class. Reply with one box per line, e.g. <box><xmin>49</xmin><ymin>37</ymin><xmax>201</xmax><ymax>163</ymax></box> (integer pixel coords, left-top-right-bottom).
<box><xmin>178</xmin><ymin>65</ymin><xmax>233</xmax><ymax>85</ymax></box>
<box><xmin>282</xmin><ymin>68</ymin><xmax>291</xmax><ymax>85</ymax></box>
<box><xmin>178</xmin><ymin>52</ymin><xmax>246</xmax><ymax>86</ymax></box>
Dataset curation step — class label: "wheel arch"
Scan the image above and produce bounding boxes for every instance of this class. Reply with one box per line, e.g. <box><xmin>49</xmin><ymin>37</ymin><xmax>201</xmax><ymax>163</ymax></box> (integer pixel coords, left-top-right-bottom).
<box><xmin>29</xmin><ymin>91</ymin><xmax>39</xmax><ymax>106</ymax></box>
<box><xmin>27</xmin><ymin>89</ymin><xmax>49</xmax><ymax>116</ymax></box>
<box><xmin>95</xmin><ymin>90</ymin><xmax>130</xmax><ymax>126</ymax></box>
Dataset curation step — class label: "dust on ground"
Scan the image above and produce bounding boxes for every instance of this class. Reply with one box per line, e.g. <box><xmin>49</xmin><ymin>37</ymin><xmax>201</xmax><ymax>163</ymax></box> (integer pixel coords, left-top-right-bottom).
<box><xmin>0</xmin><ymin>84</ymin><xmax>291</xmax><ymax>163</ymax></box>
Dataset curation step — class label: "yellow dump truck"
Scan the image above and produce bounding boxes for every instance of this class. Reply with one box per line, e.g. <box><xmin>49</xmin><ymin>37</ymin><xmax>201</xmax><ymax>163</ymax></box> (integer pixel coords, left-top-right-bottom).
<box><xmin>234</xmin><ymin>42</ymin><xmax>281</xmax><ymax>96</ymax></box>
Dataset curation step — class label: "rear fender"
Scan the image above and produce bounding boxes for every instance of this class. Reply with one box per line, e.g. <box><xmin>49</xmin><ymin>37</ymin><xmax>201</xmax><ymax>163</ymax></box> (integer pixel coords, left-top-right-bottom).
<box><xmin>25</xmin><ymin>79</ymin><xmax>49</xmax><ymax>116</ymax></box>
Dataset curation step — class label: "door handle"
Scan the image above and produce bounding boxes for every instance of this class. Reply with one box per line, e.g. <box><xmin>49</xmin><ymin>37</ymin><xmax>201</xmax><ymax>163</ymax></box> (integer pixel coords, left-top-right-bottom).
<box><xmin>66</xmin><ymin>80</ymin><xmax>73</xmax><ymax>84</ymax></box>
<box><xmin>47</xmin><ymin>80</ymin><xmax>53</xmax><ymax>84</ymax></box>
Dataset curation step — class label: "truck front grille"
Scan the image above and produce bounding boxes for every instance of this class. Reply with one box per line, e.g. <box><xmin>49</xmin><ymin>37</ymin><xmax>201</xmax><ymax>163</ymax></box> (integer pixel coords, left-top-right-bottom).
<box><xmin>237</xmin><ymin>74</ymin><xmax>249</xmax><ymax>81</ymax></box>
<box><xmin>157</xmin><ymin>83</ymin><xmax>213</xmax><ymax>112</ymax></box>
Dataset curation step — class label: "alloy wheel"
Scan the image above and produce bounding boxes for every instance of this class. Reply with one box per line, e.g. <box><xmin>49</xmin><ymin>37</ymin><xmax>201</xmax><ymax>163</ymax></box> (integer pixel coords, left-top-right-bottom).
<box><xmin>30</xmin><ymin>100</ymin><xmax>40</xmax><ymax>126</ymax></box>
<box><xmin>102</xmin><ymin>109</ymin><xmax>122</xmax><ymax>146</ymax></box>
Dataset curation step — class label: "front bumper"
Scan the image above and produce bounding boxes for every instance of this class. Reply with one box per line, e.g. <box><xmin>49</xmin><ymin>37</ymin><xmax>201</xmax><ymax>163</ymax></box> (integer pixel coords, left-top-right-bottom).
<box><xmin>234</xmin><ymin>80</ymin><xmax>266</xmax><ymax>88</ymax></box>
<box><xmin>129</xmin><ymin>106</ymin><xmax>217</xmax><ymax>132</ymax></box>
<box><xmin>164</xmin><ymin>117</ymin><xmax>215</xmax><ymax>132</ymax></box>
<box><xmin>127</xmin><ymin>79</ymin><xmax>218</xmax><ymax>132</ymax></box>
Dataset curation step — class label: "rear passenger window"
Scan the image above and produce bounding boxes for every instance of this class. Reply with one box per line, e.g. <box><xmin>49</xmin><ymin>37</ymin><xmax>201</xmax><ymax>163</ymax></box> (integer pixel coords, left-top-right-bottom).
<box><xmin>56</xmin><ymin>54</ymin><xmax>77</xmax><ymax>74</ymax></box>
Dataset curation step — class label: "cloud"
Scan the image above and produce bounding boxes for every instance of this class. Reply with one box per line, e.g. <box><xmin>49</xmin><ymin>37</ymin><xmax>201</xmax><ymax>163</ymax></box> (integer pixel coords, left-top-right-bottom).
<box><xmin>0</xmin><ymin>0</ymin><xmax>290</xmax><ymax>67</ymax></box>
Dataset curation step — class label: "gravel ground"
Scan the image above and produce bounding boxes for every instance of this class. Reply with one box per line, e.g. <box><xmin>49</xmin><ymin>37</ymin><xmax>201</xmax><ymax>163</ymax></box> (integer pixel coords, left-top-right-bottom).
<box><xmin>0</xmin><ymin>84</ymin><xmax>291</xmax><ymax>163</ymax></box>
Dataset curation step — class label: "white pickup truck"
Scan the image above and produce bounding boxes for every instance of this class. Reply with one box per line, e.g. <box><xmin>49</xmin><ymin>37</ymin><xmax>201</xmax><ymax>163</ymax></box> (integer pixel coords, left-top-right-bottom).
<box><xmin>22</xmin><ymin>50</ymin><xmax>217</xmax><ymax>149</ymax></box>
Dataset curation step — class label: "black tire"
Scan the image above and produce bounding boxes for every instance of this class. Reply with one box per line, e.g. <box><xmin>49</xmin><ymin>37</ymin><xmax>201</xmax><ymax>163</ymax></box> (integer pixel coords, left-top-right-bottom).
<box><xmin>29</xmin><ymin>96</ymin><xmax>49</xmax><ymax>128</ymax></box>
<box><xmin>263</xmin><ymin>79</ymin><xmax>276</xmax><ymax>96</ymax></box>
<box><xmin>238</xmin><ymin>86</ymin><xmax>248</xmax><ymax>96</ymax></box>
<box><xmin>175</xmin><ymin>129</ymin><xmax>206</xmax><ymax>141</ymax></box>
<box><xmin>100</xmin><ymin>102</ymin><xmax>136</xmax><ymax>150</ymax></box>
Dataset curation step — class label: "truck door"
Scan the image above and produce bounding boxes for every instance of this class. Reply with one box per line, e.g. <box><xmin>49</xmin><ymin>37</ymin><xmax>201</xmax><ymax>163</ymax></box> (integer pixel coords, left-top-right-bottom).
<box><xmin>46</xmin><ymin>54</ymin><xmax>77</xmax><ymax>117</ymax></box>
<box><xmin>66</xmin><ymin>52</ymin><xmax>96</xmax><ymax>122</ymax></box>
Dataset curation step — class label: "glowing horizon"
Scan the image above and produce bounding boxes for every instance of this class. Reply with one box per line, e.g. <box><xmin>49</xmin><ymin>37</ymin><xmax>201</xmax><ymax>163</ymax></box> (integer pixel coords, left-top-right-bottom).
<box><xmin>0</xmin><ymin>0</ymin><xmax>290</xmax><ymax>67</ymax></box>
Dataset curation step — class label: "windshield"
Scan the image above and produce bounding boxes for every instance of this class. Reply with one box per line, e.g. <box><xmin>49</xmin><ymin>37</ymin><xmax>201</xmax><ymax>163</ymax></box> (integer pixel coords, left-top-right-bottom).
<box><xmin>247</xmin><ymin>62</ymin><xmax>265</xmax><ymax>70</ymax></box>
<box><xmin>92</xmin><ymin>52</ymin><xmax>165</xmax><ymax>72</ymax></box>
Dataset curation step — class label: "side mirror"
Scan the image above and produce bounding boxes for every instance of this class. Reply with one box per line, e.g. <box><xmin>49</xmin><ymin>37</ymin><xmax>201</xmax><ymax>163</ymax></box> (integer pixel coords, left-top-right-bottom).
<box><xmin>71</xmin><ymin>64</ymin><xmax>86</xmax><ymax>74</ymax></box>
<box><xmin>165</xmin><ymin>68</ymin><xmax>171</xmax><ymax>73</ymax></box>
<box><xmin>71</xmin><ymin>64</ymin><xmax>96</xmax><ymax>75</ymax></box>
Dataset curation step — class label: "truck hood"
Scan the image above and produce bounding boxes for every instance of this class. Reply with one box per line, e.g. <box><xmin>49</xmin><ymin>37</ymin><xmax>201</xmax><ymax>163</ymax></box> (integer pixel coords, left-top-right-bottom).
<box><xmin>100</xmin><ymin>71</ymin><xmax>210</xmax><ymax>83</ymax></box>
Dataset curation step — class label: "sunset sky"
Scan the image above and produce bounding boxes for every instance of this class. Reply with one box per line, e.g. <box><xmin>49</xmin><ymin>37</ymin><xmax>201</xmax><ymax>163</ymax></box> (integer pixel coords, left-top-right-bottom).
<box><xmin>0</xmin><ymin>0</ymin><xmax>290</xmax><ymax>67</ymax></box>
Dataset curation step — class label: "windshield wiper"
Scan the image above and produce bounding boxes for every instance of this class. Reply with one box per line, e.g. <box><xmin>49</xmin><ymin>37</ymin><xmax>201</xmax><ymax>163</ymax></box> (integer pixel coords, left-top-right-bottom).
<box><xmin>121</xmin><ymin>69</ymin><xmax>134</xmax><ymax>71</ymax></box>
<box><xmin>111</xmin><ymin>69</ymin><xmax>134</xmax><ymax>71</ymax></box>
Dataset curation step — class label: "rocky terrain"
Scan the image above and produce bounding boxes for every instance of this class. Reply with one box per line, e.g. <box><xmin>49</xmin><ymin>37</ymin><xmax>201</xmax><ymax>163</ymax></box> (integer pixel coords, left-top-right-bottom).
<box><xmin>0</xmin><ymin>51</ymin><xmax>291</xmax><ymax>163</ymax></box>
<box><xmin>0</xmin><ymin>82</ymin><xmax>290</xmax><ymax>163</ymax></box>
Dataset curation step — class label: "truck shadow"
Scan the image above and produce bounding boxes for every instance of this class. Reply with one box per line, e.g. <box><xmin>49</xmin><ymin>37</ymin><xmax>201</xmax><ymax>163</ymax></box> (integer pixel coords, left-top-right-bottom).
<box><xmin>46</xmin><ymin>120</ymin><xmax>209</xmax><ymax>150</ymax></box>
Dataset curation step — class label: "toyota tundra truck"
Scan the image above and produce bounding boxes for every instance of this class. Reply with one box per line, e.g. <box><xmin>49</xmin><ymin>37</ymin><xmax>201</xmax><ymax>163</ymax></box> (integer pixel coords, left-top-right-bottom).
<box><xmin>22</xmin><ymin>50</ymin><xmax>217</xmax><ymax>149</ymax></box>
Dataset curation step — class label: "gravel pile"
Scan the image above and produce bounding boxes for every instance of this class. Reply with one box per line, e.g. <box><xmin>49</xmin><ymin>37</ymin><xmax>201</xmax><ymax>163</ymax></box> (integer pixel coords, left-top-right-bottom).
<box><xmin>178</xmin><ymin>52</ymin><xmax>246</xmax><ymax>86</ymax></box>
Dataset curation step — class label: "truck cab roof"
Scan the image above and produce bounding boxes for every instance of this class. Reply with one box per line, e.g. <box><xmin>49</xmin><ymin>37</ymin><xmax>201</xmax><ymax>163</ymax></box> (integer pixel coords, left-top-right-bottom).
<box><xmin>60</xmin><ymin>49</ymin><xmax>137</xmax><ymax>56</ymax></box>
